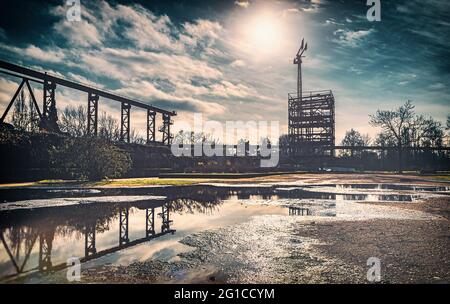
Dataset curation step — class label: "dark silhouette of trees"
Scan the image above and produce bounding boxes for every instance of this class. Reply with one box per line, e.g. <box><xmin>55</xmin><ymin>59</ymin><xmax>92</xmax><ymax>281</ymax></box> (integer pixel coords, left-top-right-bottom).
<box><xmin>10</xmin><ymin>89</ymin><xmax>39</xmax><ymax>132</ymax></box>
<box><xmin>340</xmin><ymin>129</ymin><xmax>370</xmax><ymax>157</ymax></box>
<box><xmin>49</xmin><ymin>137</ymin><xmax>131</xmax><ymax>180</ymax></box>
<box><xmin>370</xmin><ymin>100</ymin><xmax>444</xmax><ymax>172</ymax></box>
<box><xmin>370</xmin><ymin>100</ymin><xmax>416</xmax><ymax>173</ymax></box>
<box><xmin>59</xmin><ymin>107</ymin><xmax>144</xmax><ymax>143</ymax></box>
<box><xmin>98</xmin><ymin>111</ymin><xmax>120</xmax><ymax>141</ymax></box>
<box><xmin>59</xmin><ymin>105</ymin><xmax>87</xmax><ymax>137</ymax></box>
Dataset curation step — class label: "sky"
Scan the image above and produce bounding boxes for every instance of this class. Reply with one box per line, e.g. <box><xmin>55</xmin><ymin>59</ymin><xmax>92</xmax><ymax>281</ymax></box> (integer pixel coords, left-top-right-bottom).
<box><xmin>0</xmin><ymin>0</ymin><xmax>449</xmax><ymax>143</ymax></box>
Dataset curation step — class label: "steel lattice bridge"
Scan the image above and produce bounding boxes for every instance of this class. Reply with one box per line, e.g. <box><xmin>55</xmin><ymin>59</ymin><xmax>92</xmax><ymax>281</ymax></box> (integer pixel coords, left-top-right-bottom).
<box><xmin>0</xmin><ymin>60</ymin><xmax>176</xmax><ymax>145</ymax></box>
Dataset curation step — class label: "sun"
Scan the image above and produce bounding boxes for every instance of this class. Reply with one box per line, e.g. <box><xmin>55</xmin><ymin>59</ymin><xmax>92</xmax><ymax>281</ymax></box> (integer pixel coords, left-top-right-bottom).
<box><xmin>245</xmin><ymin>12</ymin><xmax>283</xmax><ymax>53</ymax></box>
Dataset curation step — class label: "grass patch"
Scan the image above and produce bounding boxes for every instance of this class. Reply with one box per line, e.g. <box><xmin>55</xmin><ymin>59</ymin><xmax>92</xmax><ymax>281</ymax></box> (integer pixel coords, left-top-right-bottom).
<box><xmin>92</xmin><ymin>178</ymin><xmax>207</xmax><ymax>187</ymax></box>
<box><xmin>427</xmin><ymin>175</ymin><xmax>450</xmax><ymax>182</ymax></box>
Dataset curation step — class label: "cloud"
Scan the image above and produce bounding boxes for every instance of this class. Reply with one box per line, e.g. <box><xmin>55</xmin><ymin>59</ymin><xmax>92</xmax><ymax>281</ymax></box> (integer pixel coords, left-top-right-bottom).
<box><xmin>51</xmin><ymin>5</ymin><xmax>102</xmax><ymax>47</ymax></box>
<box><xmin>230</xmin><ymin>59</ymin><xmax>246</xmax><ymax>67</ymax></box>
<box><xmin>24</xmin><ymin>45</ymin><xmax>66</xmax><ymax>63</ymax></box>
<box><xmin>0</xmin><ymin>78</ymin><xmax>20</xmax><ymax>109</ymax></box>
<box><xmin>235</xmin><ymin>1</ymin><xmax>250</xmax><ymax>8</ymax></box>
<box><xmin>115</xmin><ymin>80</ymin><xmax>226</xmax><ymax>115</ymax></box>
<box><xmin>209</xmin><ymin>80</ymin><xmax>257</xmax><ymax>99</ymax></box>
<box><xmin>333</xmin><ymin>29</ymin><xmax>375</xmax><ymax>47</ymax></box>
<box><xmin>112</xmin><ymin>4</ymin><xmax>182</xmax><ymax>52</ymax></box>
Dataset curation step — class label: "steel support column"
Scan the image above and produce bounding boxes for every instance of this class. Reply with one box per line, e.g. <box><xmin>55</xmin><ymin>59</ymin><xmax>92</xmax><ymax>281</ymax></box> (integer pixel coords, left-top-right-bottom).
<box><xmin>160</xmin><ymin>113</ymin><xmax>173</xmax><ymax>146</ymax></box>
<box><xmin>84</xmin><ymin>225</ymin><xmax>96</xmax><ymax>257</ymax></box>
<box><xmin>41</xmin><ymin>79</ymin><xmax>59</xmax><ymax>132</ymax></box>
<box><xmin>145</xmin><ymin>208</ymin><xmax>155</xmax><ymax>237</ymax></box>
<box><xmin>87</xmin><ymin>92</ymin><xmax>99</xmax><ymax>136</ymax></box>
<box><xmin>120</xmin><ymin>102</ymin><xmax>131</xmax><ymax>142</ymax></box>
<box><xmin>147</xmin><ymin>110</ymin><xmax>156</xmax><ymax>144</ymax></box>
<box><xmin>119</xmin><ymin>207</ymin><xmax>129</xmax><ymax>246</ymax></box>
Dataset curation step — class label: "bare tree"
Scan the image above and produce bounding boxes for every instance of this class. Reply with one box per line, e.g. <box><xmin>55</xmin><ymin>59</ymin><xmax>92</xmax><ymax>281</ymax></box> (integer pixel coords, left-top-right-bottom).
<box><xmin>369</xmin><ymin>100</ymin><xmax>445</xmax><ymax>172</ymax></box>
<box><xmin>59</xmin><ymin>105</ymin><xmax>87</xmax><ymax>137</ymax></box>
<box><xmin>408</xmin><ymin>115</ymin><xmax>443</xmax><ymax>148</ymax></box>
<box><xmin>130</xmin><ymin>129</ymin><xmax>145</xmax><ymax>144</ymax></box>
<box><xmin>98</xmin><ymin>112</ymin><xmax>120</xmax><ymax>141</ymax></box>
<box><xmin>11</xmin><ymin>90</ymin><xmax>30</xmax><ymax>131</ymax></box>
<box><xmin>370</xmin><ymin>100</ymin><xmax>415</xmax><ymax>172</ymax></box>
<box><xmin>174</xmin><ymin>130</ymin><xmax>219</xmax><ymax>145</ymax></box>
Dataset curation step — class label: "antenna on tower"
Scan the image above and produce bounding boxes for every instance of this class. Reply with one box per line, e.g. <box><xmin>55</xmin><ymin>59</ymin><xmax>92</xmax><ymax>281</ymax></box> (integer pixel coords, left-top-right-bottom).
<box><xmin>294</xmin><ymin>38</ymin><xmax>307</xmax><ymax>99</ymax></box>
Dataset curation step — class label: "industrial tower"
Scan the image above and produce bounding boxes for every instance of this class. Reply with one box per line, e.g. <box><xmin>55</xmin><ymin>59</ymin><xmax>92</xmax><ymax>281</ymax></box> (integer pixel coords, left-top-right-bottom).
<box><xmin>288</xmin><ymin>39</ymin><xmax>335</xmax><ymax>158</ymax></box>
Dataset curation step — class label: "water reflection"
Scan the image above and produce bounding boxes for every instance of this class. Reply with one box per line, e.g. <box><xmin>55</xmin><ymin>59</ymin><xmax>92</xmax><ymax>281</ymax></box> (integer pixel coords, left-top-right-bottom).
<box><xmin>325</xmin><ymin>184</ymin><xmax>449</xmax><ymax>192</ymax></box>
<box><xmin>0</xmin><ymin>200</ymin><xmax>176</xmax><ymax>280</ymax></box>
<box><xmin>0</xmin><ymin>183</ymin><xmax>443</xmax><ymax>281</ymax></box>
<box><xmin>276</xmin><ymin>188</ymin><xmax>416</xmax><ymax>202</ymax></box>
<box><xmin>288</xmin><ymin>206</ymin><xmax>311</xmax><ymax>216</ymax></box>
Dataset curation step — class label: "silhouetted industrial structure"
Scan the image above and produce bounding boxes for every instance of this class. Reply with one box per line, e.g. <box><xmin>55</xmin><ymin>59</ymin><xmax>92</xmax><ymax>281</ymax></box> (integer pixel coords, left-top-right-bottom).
<box><xmin>288</xmin><ymin>39</ymin><xmax>335</xmax><ymax>158</ymax></box>
<box><xmin>0</xmin><ymin>60</ymin><xmax>176</xmax><ymax>145</ymax></box>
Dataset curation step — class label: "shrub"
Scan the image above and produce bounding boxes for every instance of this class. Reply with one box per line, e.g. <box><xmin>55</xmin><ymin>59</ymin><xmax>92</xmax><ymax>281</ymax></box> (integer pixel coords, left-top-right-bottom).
<box><xmin>50</xmin><ymin>137</ymin><xmax>131</xmax><ymax>180</ymax></box>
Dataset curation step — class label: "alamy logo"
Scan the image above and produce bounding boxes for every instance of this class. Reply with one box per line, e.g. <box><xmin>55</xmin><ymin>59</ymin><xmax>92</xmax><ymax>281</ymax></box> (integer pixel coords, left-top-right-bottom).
<box><xmin>66</xmin><ymin>0</ymin><xmax>81</xmax><ymax>22</ymax></box>
<box><xmin>366</xmin><ymin>0</ymin><xmax>381</xmax><ymax>22</ymax></box>
<box><xmin>66</xmin><ymin>257</ymin><xmax>81</xmax><ymax>282</ymax></box>
<box><xmin>366</xmin><ymin>257</ymin><xmax>381</xmax><ymax>282</ymax></box>
<box><xmin>171</xmin><ymin>113</ymin><xmax>280</xmax><ymax>168</ymax></box>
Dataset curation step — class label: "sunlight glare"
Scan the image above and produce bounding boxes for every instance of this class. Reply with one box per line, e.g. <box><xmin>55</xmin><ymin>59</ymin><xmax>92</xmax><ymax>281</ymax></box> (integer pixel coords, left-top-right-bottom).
<box><xmin>245</xmin><ymin>12</ymin><xmax>283</xmax><ymax>55</ymax></box>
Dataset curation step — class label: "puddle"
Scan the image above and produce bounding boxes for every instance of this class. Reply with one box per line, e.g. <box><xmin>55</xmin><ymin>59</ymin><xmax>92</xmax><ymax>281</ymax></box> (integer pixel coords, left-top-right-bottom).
<box><xmin>0</xmin><ymin>182</ymin><xmax>446</xmax><ymax>282</ymax></box>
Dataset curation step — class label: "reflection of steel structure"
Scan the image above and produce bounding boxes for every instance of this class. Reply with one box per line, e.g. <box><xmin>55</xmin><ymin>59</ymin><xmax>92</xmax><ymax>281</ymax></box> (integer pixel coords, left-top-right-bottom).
<box><xmin>160</xmin><ymin>205</ymin><xmax>173</xmax><ymax>233</ymax></box>
<box><xmin>289</xmin><ymin>39</ymin><xmax>335</xmax><ymax>158</ymax></box>
<box><xmin>119</xmin><ymin>207</ymin><xmax>129</xmax><ymax>246</ymax></box>
<box><xmin>0</xmin><ymin>201</ymin><xmax>175</xmax><ymax>280</ymax></box>
<box><xmin>289</xmin><ymin>206</ymin><xmax>311</xmax><ymax>216</ymax></box>
<box><xmin>85</xmin><ymin>225</ymin><xmax>97</xmax><ymax>257</ymax></box>
<box><xmin>38</xmin><ymin>232</ymin><xmax>54</xmax><ymax>272</ymax></box>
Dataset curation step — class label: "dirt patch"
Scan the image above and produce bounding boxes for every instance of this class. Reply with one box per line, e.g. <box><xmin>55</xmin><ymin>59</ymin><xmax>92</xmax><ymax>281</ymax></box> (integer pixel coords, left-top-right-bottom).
<box><xmin>295</xmin><ymin>197</ymin><xmax>450</xmax><ymax>283</ymax></box>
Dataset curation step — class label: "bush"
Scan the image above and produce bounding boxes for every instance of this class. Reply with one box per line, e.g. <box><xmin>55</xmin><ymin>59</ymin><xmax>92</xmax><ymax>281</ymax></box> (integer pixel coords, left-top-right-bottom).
<box><xmin>50</xmin><ymin>137</ymin><xmax>131</xmax><ymax>180</ymax></box>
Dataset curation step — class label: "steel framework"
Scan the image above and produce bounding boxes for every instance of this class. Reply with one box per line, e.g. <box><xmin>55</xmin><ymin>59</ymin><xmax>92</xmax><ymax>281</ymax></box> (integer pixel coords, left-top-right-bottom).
<box><xmin>0</xmin><ymin>60</ymin><xmax>176</xmax><ymax>145</ymax></box>
<box><xmin>160</xmin><ymin>113</ymin><xmax>173</xmax><ymax>146</ymax></box>
<box><xmin>120</xmin><ymin>102</ymin><xmax>131</xmax><ymax>143</ymax></box>
<box><xmin>289</xmin><ymin>39</ymin><xmax>335</xmax><ymax>158</ymax></box>
<box><xmin>147</xmin><ymin>110</ymin><xmax>156</xmax><ymax>143</ymax></box>
<box><xmin>288</xmin><ymin>90</ymin><xmax>335</xmax><ymax>157</ymax></box>
<box><xmin>87</xmin><ymin>92</ymin><xmax>99</xmax><ymax>136</ymax></box>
